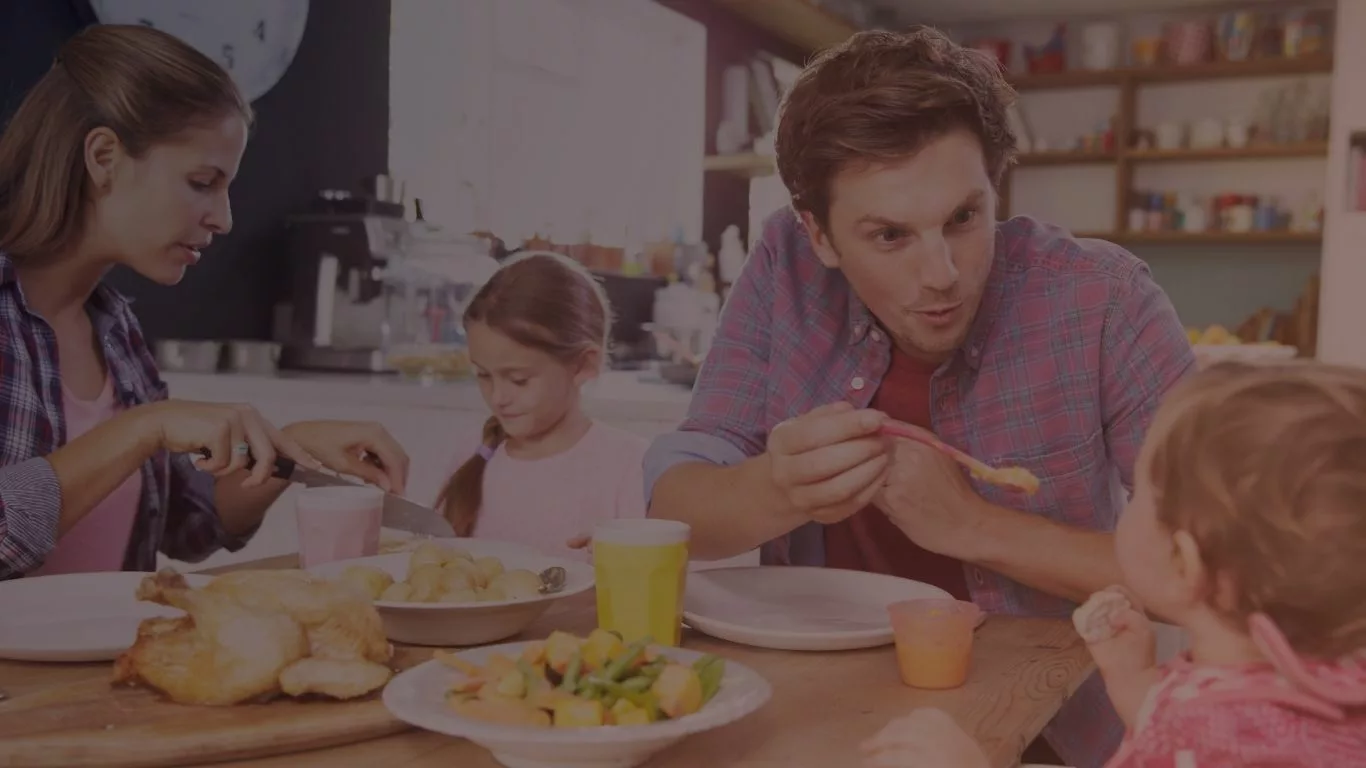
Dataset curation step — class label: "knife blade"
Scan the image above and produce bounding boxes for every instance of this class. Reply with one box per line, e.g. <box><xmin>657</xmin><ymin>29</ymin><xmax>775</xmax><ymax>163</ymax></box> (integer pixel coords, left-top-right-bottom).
<box><xmin>267</xmin><ymin>457</ymin><xmax>456</xmax><ymax>538</ymax></box>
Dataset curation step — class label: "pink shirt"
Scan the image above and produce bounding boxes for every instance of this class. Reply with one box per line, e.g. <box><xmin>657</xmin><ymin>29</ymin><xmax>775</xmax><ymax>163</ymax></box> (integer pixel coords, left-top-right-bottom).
<box><xmin>31</xmin><ymin>377</ymin><xmax>142</xmax><ymax>575</ymax></box>
<box><xmin>1108</xmin><ymin>652</ymin><xmax>1366</xmax><ymax>766</ymax></box>
<box><xmin>469</xmin><ymin>422</ymin><xmax>647</xmax><ymax>562</ymax></box>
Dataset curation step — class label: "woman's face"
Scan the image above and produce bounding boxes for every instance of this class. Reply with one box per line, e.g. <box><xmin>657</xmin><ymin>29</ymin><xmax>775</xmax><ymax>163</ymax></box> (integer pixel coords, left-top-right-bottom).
<box><xmin>87</xmin><ymin>113</ymin><xmax>248</xmax><ymax>285</ymax></box>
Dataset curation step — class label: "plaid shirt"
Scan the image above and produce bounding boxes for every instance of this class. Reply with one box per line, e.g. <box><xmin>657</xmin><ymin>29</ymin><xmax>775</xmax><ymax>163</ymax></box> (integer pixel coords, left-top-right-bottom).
<box><xmin>642</xmin><ymin>209</ymin><xmax>1196</xmax><ymax>767</ymax></box>
<box><xmin>0</xmin><ymin>253</ymin><xmax>249</xmax><ymax>580</ymax></box>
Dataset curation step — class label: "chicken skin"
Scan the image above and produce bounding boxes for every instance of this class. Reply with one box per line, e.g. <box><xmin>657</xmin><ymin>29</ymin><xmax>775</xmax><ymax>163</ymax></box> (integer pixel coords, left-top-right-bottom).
<box><xmin>113</xmin><ymin>568</ymin><xmax>394</xmax><ymax>705</ymax></box>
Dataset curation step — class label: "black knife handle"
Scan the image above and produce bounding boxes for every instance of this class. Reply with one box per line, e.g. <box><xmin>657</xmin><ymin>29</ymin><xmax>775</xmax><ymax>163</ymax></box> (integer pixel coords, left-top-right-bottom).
<box><xmin>198</xmin><ymin>447</ymin><xmax>295</xmax><ymax>479</ymax></box>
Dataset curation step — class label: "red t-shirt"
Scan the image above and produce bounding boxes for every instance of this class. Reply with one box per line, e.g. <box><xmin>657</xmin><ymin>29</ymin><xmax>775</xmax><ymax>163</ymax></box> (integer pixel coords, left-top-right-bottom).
<box><xmin>822</xmin><ymin>347</ymin><xmax>971</xmax><ymax>600</ymax></box>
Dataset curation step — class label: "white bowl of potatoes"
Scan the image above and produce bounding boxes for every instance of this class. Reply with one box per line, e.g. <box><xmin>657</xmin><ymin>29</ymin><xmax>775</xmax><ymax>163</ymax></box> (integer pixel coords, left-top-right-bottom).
<box><xmin>308</xmin><ymin>539</ymin><xmax>595</xmax><ymax>647</ymax></box>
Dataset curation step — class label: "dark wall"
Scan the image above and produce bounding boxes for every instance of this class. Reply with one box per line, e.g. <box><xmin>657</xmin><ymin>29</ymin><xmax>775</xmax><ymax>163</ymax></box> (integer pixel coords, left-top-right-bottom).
<box><xmin>0</xmin><ymin>0</ymin><xmax>392</xmax><ymax>342</ymax></box>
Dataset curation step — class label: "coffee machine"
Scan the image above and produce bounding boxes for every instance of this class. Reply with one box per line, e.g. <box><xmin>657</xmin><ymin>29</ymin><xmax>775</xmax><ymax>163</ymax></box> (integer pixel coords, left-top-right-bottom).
<box><xmin>276</xmin><ymin>211</ymin><xmax>409</xmax><ymax>372</ymax></box>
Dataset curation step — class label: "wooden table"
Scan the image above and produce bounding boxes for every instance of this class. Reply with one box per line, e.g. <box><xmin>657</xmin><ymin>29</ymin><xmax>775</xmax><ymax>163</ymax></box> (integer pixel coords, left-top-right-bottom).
<box><xmin>5</xmin><ymin>557</ymin><xmax>1094</xmax><ymax>768</ymax></box>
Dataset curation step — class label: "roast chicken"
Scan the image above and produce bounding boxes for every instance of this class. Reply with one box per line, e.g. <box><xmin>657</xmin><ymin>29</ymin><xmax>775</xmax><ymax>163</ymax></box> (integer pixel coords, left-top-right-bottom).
<box><xmin>113</xmin><ymin>568</ymin><xmax>394</xmax><ymax>705</ymax></box>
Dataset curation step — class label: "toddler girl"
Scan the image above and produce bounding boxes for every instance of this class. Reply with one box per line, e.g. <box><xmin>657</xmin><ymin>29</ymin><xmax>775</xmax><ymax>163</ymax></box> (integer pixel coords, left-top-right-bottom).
<box><xmin>861</xmin><ymin>361</ymin><xmax>1366</xmax><ymax>767</ymax></box>
<box><xmin>435</xmin><ymin>252</ymin><xmax>649</xmax><ymax>561</ymax></box>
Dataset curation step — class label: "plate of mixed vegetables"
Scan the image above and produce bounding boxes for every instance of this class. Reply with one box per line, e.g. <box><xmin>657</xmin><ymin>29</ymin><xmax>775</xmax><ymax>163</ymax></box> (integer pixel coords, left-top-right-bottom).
<box><xmin>382</xmin><ymin>629</ymin><xmax>772</xmax><ymax>768</ymax></box>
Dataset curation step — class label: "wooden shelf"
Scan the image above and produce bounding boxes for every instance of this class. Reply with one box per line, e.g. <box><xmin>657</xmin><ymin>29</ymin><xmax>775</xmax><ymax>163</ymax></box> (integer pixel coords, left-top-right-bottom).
<box><xmin>1015</xmin><ymin>150</ymin><xmax>1116</xmax><ymax>166</ymax></box>
<box><xmin>1073</xmin><ymin>230</ymin><xmax>1322</xmax><ymax>245</ymax></box>
<box><xmin>710</xmin><ymin>0</ymin><xmax>857</xmax><ymax>53</ymax></box>
<box><xmin>1010</xmin><ymin>54</ymin><xmax>1334</xmax><ymax>91</ymax></box>
<box><xmin>1125</xmin><ymin>142</ymin><xmax>1328</xmax><ymax>163</ymax></box>
<box><xmin>1010</xmin><ymin>69</ymin><xmax>1124</xmax><ymax>90</ymax></box>
<box><xmin>704</xmin><ymin>153</ymin><xmax>776</xmax><ymax>177</ymax></box>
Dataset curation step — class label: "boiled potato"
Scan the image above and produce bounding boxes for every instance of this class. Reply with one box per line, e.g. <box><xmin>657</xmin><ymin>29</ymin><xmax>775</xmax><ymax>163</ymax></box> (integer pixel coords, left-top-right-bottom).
<box><xmin>379</xmin><ymin>581</ymin><xmax>414</xmax><ymax>601</ymax></box>
<box><xmin>438</xmin><ymin>567</ymin><xmax>476</xmax><ymax>595</ymax></box>
<box><xmin>441</xmin><ymin>547</ymin><xmax>474</xmax><ymax>564</ymax></box>
<box><xmin>474</xmin><ymin>556</ymin><xmax>505</xmax><ymax>582</ymax></box>
<box><xmin>476</xmin><ymin>583</ymin><xmax>507</xmax><ymax>602</ymax></box>
<box><xmin>369</xmin><ymin>545</ymin><xmax>548</xmax><ymax>603</ymax></box>
<box><xmin>492</xmin><ymin>569</ymin><xmax>542</xmax><ymax>600</ymax></box>
<box><xmin>407</xmin><ymin>564</ymin><xmax>446</xmax><ymax>602</ymax></box>
<box><xmin>338</xmin><ymin>564</ymin><xmax>394</xmax><ymax>600</ymax></box>
<box><xmin>439</xmin><ymin>587</ymin><xmax>479</xmax><ymax>604</ymax></box>
<box><xmin>409</xmin><ymin>541</ymin><xmax>447</xmax><ymax>572</ymax></box>
<box><xmin>445</xmin><ymin>558</ymin><xmax>487</xmax><ymax>589</ymax></box>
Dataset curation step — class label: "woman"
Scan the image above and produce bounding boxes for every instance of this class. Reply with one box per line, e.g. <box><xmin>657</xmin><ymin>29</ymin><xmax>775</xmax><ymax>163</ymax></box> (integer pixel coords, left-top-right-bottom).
<box><xmin>0</xmin><ymin>24</ymin><xmax>409</xmax><ymax>580</ymax></box>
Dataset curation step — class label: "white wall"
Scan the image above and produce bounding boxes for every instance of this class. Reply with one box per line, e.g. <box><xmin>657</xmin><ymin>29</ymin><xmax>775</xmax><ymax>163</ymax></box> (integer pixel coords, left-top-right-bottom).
<box><xmin>388</xmin><ymin>0</ymin><xmax>707</xmax><ymax>248</ymax></box>
<box><xmin>1317</xmin><ymin>0</ymin><xmax>1366</xmax><ymax>367</ymax></box>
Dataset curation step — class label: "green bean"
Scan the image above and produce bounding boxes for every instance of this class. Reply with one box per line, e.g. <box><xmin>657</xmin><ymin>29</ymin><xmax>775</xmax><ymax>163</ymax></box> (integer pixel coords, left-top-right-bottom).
<box><xmin>602</xmin><ymin>639</ymin><xmax>650</xmax><ymax>682</ymax></box>
<box><xmin>693</xmin><ymin>655</ymin><xmax>725</xmax><ymax>704</ymax></box>
<box><xmin>559</xmin><ymin>653</ymin><xmax>583</xmax><ymax>690</ymax></box>
<box><xmin>619</xmin><ymin>675</ymin><xmax>654</xmax><ymax>692</ymax></box>
<box><xmin>600</xmin><ymin>681</ymin><xmax>662</xmax><ymax>717</ymax></box>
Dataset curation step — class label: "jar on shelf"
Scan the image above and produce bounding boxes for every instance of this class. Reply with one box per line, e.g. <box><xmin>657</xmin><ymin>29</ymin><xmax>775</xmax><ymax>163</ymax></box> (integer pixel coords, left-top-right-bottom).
<box><xmin>380</xmin><ymin>229</ymin><xmax>500</xmax><ymax>383</ymax></box>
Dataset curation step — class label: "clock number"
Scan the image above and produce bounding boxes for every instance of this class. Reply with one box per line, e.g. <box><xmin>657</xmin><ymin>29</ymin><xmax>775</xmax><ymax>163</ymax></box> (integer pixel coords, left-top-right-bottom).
<box><xmin>254</xmin><ymin>20</ymin><xmax>267</xmax><ymax>42</ymax></box>
<box><xmin>222</xmin><ymin>44</ymin><xmax>235</xmax><ymax>70</ymax></box>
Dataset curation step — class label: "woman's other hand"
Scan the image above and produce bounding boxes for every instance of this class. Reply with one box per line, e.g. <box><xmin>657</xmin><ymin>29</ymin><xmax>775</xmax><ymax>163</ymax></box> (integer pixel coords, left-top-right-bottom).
<box><xmin>282</xmin><ymin>420</ymin><xmax>411</xmax><ymax>495</ymax></box>
<box><xmin>140</xmin><ymin>399</ymin><xmax>323</xmax><ymax>487</ymax></box>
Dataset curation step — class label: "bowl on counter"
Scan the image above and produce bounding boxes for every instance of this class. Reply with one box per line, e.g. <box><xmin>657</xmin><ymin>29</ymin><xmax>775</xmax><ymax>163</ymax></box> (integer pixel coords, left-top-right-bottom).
<box><xmin>153</xmin><ymin>339</ymin><xmax>223</xmax><ymax>373</ymax></box>
<box><xmin>224</xmin><ymin>340</ymin><xmax>281</xmax><ymax>374</ymax></box>
<box><xmin>307</xmin><ymin>538</ymin><xmax>594</xmax><ymax>647</ymax></box>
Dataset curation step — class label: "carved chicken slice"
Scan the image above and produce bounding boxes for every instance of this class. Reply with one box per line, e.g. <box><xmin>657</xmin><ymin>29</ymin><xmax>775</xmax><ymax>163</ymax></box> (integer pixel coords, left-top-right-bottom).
<box><xmin>113</xmin><ymin>568</ymin><xmax>394</xmax><ymax>706</ymax></box>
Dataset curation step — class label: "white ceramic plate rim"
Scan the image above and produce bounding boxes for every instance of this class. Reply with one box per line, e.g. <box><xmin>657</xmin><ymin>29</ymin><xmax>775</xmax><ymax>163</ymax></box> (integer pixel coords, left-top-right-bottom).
<box><xmin>681</xmin><ymin>565</ymin><xmax>953</xmax><ymax>645</ymax></box>
<box><xmin>306</xmin><ymin>550</ymin><xmax>595</xmax><ymax>611</ymax></box>
<box><xmin>0</xmin><ymin>570</ymin><xmax>214</xmax><ymax>661</ymax></box>
<box><xmin>382</xmin><ymin>641</ymin><xmax>773</xmax><ymax>744</ymax></box>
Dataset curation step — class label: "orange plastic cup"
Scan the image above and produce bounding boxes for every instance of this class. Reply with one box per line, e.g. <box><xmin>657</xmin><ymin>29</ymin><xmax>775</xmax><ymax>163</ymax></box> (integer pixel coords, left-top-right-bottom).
<box><xmin>888</xmin><ymin>598</ymin><xmax>982</xmax><ymax>690</ymax></box>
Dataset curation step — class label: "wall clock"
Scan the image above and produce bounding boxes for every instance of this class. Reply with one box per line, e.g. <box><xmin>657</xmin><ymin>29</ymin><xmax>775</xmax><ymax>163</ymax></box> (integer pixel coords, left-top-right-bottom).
<box><xmin>88</xmin><ymin>0</ymin><xmax>310</xmax><ymax>102</ymax></box>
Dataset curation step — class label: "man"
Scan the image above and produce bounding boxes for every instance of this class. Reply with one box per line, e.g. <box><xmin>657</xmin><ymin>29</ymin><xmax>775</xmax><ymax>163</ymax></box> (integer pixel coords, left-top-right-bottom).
<box><xmin>643</xmin><ymin>27</ymin><xmax>1195</xmax><ymax>767</ymax></box>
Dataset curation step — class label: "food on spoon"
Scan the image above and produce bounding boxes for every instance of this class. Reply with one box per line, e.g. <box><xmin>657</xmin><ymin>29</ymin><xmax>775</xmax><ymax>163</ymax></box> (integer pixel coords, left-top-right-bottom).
<box><xmin>435</xmin><ymin>628</ymin><xmax>726</xmax><ymax>727</ymax></box>
<box><xmin>879</xmin><ymin>419</ymin><xmax>1040</xmax><ymax>495</ymax></box>
<box><xmin>967</xmin><ymin>464</ymin><xmax>1040</xmax><ymax>495</ymax></box>
<box><xmin>347</xmin><ymin>541</ymin><xmax>543</xmax><ymax>604</ymax></box>
<box><xmin>113</xmin><ymin>568</ymin><xmax>393</xmax><ymax>705</ymax></box>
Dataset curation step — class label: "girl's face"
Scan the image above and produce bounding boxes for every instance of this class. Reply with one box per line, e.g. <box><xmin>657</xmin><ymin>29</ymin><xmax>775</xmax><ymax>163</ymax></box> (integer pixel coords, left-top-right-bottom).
<box><xmin>85</xmin><ymin>113</ymin><xmax>247</xmax><ymax>285</ymax></box>
<box><xmin>466</xmin><ymin>320</ymin><xmax>600</xmax><ymax>441</ymax></box>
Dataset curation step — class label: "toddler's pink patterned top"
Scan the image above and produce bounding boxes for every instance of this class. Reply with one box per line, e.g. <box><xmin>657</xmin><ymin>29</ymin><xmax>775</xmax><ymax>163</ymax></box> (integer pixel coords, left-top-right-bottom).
<box><xmin>1109</xmin><ymin>648</ymin><xmax>1366</xmax><ymax>767</ymax></box>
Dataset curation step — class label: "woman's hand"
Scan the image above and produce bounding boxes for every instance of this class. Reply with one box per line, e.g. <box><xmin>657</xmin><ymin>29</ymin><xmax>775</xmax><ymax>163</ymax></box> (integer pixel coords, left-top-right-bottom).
<box><xmin>140</xmin><ymin>399</ymin><xmax>325</xmax><ymax>487</ymax></box>
<box><xmin>282</xmin><ymin>420</ymin><xmax>411</xmax><ymax>495</ymax></box>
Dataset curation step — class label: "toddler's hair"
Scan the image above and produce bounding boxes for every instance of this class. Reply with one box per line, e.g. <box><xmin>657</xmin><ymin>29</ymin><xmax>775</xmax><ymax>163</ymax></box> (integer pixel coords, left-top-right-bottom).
<box><xmin>435</xmin><ymin>252</ymin><xmax>610</xmax><ymax>535</ymax></box>
<box><xmin>1145</xmin><ymin>360</ymin><xmax>1366</xmax><ymax>658</ymax></box>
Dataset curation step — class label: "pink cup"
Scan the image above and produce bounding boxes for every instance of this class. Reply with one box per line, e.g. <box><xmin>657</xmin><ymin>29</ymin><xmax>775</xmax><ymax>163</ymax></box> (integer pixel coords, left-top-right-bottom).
<box><xmin>888</xmin><ymin>598</ymin><xmax>983</xmax><ymax>690</ymax></box>
<box><xmin>296</xmin><ymin>486</ymin><xmax>383</xmax><ymax>568</ymax></box>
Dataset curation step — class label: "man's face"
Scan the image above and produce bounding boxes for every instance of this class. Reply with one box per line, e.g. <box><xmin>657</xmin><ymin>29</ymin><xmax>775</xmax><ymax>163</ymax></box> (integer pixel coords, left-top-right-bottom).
<box><xmin>800</xmin><ymin>129</ymin><xmax>997</xmax><ymax>364</ymax></box>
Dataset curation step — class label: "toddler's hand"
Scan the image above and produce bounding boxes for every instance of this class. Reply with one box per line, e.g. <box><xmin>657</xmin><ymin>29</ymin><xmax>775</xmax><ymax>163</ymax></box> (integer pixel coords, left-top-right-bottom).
<box><xmin>1073</xmin><ymin>585</ymin><xmax>1156</xmax><ymax>677</ymax></box>
<box><xmin>859</xmin><ymin>708</ymin><xmax>991</xmax><ymax>768</ymax></box>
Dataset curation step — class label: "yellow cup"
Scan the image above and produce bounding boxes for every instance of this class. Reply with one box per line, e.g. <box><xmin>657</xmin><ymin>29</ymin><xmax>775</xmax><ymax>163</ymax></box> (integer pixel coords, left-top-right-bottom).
<box><xmin>592</xmin><ymin>519</ymin><xmax>690</xmax><ymax>646</ymax></box>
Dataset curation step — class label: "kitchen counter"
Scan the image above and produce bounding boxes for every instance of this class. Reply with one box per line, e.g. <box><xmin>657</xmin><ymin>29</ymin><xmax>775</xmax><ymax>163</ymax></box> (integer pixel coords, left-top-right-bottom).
<box><xmin>162</xmin><ymin>366</ymin><xmax>695</xmax><ymax>424</ymax></box>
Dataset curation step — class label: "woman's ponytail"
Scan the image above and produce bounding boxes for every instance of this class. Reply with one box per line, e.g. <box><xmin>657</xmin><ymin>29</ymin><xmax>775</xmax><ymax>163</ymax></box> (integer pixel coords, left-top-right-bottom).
<box><xmin>436</xmin><ymin>416</ymin><xmax>505</xmax><ymax>535</ymax></box>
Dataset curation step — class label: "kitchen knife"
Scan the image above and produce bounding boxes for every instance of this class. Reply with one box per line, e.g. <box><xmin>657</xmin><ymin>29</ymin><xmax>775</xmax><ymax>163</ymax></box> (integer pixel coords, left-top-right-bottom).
<box><xmin>266</xmin><ymin>456</ymin><xmax>456</xmax><ymax>538</ymax></box>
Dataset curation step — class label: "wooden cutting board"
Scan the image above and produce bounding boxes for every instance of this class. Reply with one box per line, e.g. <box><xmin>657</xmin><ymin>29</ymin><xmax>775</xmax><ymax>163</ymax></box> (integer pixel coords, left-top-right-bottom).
<box><xmin>0</xmin><ymin>646</ymin><xmax>441</xmax><ymax>768</ymax></box>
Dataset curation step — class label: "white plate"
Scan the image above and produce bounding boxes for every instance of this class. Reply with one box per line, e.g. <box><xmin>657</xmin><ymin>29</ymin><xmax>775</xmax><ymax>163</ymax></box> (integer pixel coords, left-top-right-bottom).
<box><xmin>1193</xmin><ymin>343</ymin><xmax>1298</xmax><ymax>365</ymax></box>
<box><xmin>307</xmin><ymin>541</ymin><xmax>595</xmax><ymax>647</ymax></box>
<box><xmin>0</xmin><ymin>571</ymin><xmax>212</xmax><ymax>662</ymax></box>
<box><xmin>682</xmin><ymin>566</ymin><xmax>953</xmax><ymax>651</ymax></box>
<box><xmin>382</xmin><ymin>640</ymin><xmax>772</xmax><ymax>768</ymax></box>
